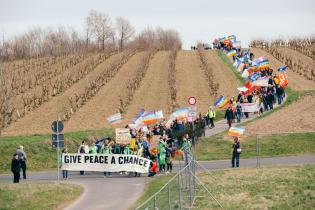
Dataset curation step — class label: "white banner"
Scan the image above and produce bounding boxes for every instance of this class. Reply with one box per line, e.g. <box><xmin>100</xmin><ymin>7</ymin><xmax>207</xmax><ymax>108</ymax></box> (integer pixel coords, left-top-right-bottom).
<box><xmin>241</xmin><ymin>103</ymin><xmax>259</xmax><ymax>113</ymax></box>
<box><xmin>252</xmin><ymin>77</ymin><xmax>269</xmax><ymax>87</ymax></box>
<box><xmin>61</xmin><ymin>154</ymin><xmax>151</xmax><ymax>173</ymax></box>
<box><xmin>237</xmin><ymin>87</ymin><xmax>248</xmax><ymax>92</ymax></box>
<box><xmin>155</xmin><ymin>110</ymin><xmax>164</xmax><ymax>119</ymax></box>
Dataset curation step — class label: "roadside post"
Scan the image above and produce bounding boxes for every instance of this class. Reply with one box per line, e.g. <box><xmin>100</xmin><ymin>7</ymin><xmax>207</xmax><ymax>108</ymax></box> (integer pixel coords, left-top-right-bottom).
<box><xmin>188</xmin><ymin>96</ymin><xmax>197</xmax><ymax>144</ymax></box>
<box><xmin>51</xmin><ymin>120</ymin><xmax>64</xmax><ymax>184</ymax></box>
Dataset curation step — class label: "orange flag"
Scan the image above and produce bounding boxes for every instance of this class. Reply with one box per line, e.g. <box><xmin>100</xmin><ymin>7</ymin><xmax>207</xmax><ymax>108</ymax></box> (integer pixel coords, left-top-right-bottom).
<box><xmin>277</xmin><ymin>72</ymin><xmax>288</xmax><ymax>88</ymax></box>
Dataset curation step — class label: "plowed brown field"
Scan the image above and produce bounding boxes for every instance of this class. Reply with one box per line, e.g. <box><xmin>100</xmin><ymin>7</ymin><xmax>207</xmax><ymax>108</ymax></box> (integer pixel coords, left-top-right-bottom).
<box><xmin>122</xmin><ymin>51</ymin><xmax>171</xmax><ymax>124</ymax></box>
<box><xmin>276</xmin><ymin>47</ymin><xmax>315</xmax><ymax>68</ymax></box>
<box><xmin>246</xmin><ymin>93</ymin><xmax>315</xmax><ymax>135</ymax></box>
<box><xmin>1</xmin><ymin>50</ymin><xmax>243</xmax><ymax>135</ymax></box>
<box><xmin>203</xmin><ymin>51</ymin><xmax>241</xmax><ymax>97</ymax></box>
<box><xmin>175</xmin><ymin>51</ymin><xmax>212</xmax><ymax>115</ymax></box>
<box><xmin>2</xmin><ymin>53</ymin><xmax>124</xmax><ymax>136</ymax></box>
<box><xmin>251</xmin><ymin>48</ymin><xmax>315</xmax><ymax>91</ymax></box>
<box><xmin>65</xmin><ymin>52</ymin><xmax>147</xmax><ymax>131</ymax></box>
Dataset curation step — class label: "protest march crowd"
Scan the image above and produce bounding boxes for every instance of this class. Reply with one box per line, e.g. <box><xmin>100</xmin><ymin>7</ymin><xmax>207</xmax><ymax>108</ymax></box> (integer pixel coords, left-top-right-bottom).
<box><xmin>10</xmin><ymin>35</ymin><xmax>289</xmax><ymax>182</ymax></box>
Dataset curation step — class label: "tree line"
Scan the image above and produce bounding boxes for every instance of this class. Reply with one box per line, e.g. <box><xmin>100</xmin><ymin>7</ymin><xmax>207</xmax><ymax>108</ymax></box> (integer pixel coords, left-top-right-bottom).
<box><xmin>0</xmin><ymin>9</ymin><xmax>182</xmax><ymax>61</ymax></box>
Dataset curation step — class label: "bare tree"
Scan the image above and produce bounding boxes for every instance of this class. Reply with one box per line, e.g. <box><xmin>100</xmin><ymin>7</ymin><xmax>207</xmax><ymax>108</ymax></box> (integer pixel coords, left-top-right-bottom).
<box><xmin>86</xmin><ymin>9</ymin><xmax>113</xmax><ymax>51</ymax></box>
<box><xmin>116</xmin><ymin>17</ymin><xmax>135</xmax><ymax>51</ymax></box>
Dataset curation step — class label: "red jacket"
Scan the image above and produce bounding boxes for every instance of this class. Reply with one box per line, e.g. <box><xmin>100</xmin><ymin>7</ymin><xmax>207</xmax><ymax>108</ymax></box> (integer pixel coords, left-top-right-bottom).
<box><xmin>151</xmin><ymin>162</ymin><xmax>158</xmax><ymax>173</ymax></box>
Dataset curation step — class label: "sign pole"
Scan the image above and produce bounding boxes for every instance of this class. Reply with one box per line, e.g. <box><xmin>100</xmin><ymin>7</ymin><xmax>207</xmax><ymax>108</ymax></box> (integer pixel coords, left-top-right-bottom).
<box><xmin>57</xmin><ymin>118</ymin><xmax>60</xmax><ymax>184</ymax></box>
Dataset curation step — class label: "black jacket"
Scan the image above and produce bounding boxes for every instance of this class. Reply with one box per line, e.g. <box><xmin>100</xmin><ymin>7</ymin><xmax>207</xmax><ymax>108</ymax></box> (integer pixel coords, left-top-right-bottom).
<box><xmin>232</xmin><ymin>142</ymin><xmax>240</xmax><ymax>154</ymax></box>
<box><xmin>11</xmin><ymin>159</ymin><xmax>21</xmax><ymax>173</ymax></box>
<box><xmin>224</xmin><ymin>109</ymin><xmax>234</xmax><ymax>120</ymax></box>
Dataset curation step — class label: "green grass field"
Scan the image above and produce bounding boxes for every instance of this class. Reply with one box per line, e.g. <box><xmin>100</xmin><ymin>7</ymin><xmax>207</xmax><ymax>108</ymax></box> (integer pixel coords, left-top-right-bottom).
<box><xmin>195</xmin><ymin>132</ymin><xmax>315</xmax><ymax>161</ymax></box>
<box><xmin>216</xmin><ymin>50</ymin><xmax>247</xmax><ymax>84</ymax></box>
<box><xmin>0</xmin><ymin>182</ymin><xmax>83</xmax><ymax>210</ymax></box>
<box><xmin>132</xmin><ymin>165</ymin><xmax>315</xmax><ymax>210</ymax></box>
<box><xmin>0</xmin><ymin>128</ymin><xmax>114</xmax><ymax>174</ymax></box>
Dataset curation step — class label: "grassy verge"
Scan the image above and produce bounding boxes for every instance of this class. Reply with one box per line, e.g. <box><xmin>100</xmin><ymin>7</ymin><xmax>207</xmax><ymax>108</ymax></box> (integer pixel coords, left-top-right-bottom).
<box><xmin>130</xmin><ymin>175</ymin><xmax>174</xmax><ymax>210</ymax></box>
<box><xmin>214</xmin><ymin>109</ymin><xmax>225</xmax><ymax>122</ymax></box>
<box><xmin>0</xmin><ymin>182</ymin><xmax>83</xmax><ymax>210</ymax></box>
<box><xmin>196</xmin><ymin>165</ymin><xmax>315</xmax><ymax>209</ymax></box>
<box><xmin>195</xmin><ymin>132</ymin><xmax>315</xmax><ymax>161</ymax></box>
<box><xmin>0</xmin><ymin>128</ymin><xmax>114</xmax><ymax>174</ymax></box>
<box><xmin>215</xmin><ymin>49</ymin><xmax>246</xmax><ymax>84</ymax></box>
<box><xmin>132</xmin><ymin>165</ymin><xmax>315</xmax><ymax>210</ymax></box>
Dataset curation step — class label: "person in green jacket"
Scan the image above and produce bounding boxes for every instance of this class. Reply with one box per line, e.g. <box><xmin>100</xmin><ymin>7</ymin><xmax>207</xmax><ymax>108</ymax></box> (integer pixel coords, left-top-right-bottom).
<box><xmin>123</xmin><ymin>144</ymin><xmax>131</xmax><ymax>155</ymax></box>
<box><xmin>100</xmin><ymin>140</ymin><xmax>112</xmax><ymax>177</ymax></box>
<box><xmin>158</xmin><ymin>147</ymin><xmax>166</xmax><ymax>172</ymax></box>
<box><xmin>89</xmin><ymin>142</ymin><xmax>98</xmax><ymax>154</ymax></box>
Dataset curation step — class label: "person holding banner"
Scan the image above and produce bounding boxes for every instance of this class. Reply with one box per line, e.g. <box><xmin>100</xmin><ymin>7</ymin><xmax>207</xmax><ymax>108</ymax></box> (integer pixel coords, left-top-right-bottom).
<box><xmin>100</xmin><ymin>140</ymin><xmax>112</xmax><ymax>177</ymax></box>
<box><xmin>89</xmin><ymin>142</ymin><xmax>98</xmax><ymax>154</ymax></box>
<box><xmin>62</xmin><ymin>148</ymin><xmax>69</xmax><ymax>179</ymax></box>
<box><xmin>231</xmin><ymin>137</ymin><xmax>241</xmax><ymax>168</ymax></box>
<box><xmin>78</xmin><ymin>141</ymin><xmax>88</xmax><ymax>175</ymax></box>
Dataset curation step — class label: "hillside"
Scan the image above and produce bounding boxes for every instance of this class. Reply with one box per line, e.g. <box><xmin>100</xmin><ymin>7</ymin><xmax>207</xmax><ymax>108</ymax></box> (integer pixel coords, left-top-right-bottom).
<box><xmin>246</xmin><ymin>47</ymin><xmax>315</xmax><ymax>135</ymax></box>
<box><xmin>203</xmin><ymin>50</ymin><xmax>240</xmax><ymax>97</ymax></box>
<box><xmin>65</xmin><ymin>51</ymin><xmax>147</xmax><ymax>131</ymax></box>
<box><xmin>175</xmin><ymin>51</ymin><xmax>212</xmax><ymax>114</ymax></box>
<box><xmin>250</xmin><ymin>48</ymin><xmax>315</xmax><ymax>91</ymax></box>
<box><xmin>1</xmin><ymin>50</ymin><xmax>242</xmax><ymax>135</ymax></box>
<box><xmin>123</xmin><ymin>51</ymin><xmax>172</xmax><ymax>123</ymax></box>
<box><xmin>2</xmin><ymin>53</ymin><xmax>125</xmax><ymax>136</ymax></box>
<box><xmin>246</xmin><ymin>93</ymin><xmax>315</xmax><ymax>135</ymax></box>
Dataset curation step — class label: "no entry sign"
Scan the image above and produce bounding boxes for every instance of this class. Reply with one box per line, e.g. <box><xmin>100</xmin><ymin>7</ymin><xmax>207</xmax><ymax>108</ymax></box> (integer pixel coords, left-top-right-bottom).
<box><xmin>188</xmin><ymin>96</ymin><xmax>196</xmax><ymax>105</ymax></box>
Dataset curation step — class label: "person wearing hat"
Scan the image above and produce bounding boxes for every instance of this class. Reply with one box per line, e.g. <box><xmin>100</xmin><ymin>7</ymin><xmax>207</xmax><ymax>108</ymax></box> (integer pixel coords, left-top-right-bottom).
<box><xmin>11</xmin><ymin>153</ymin><xmax>21</xmax><ymax>183</ymax></box>
<box><xmin>232</xmin><ymin>137</ymin><xmax>241</xmax><ymax>168</ymax></box>
<box><xmin>16</xmin><ymin>145</ymin><xmax>27</xmax><ymax>179</ymax></box>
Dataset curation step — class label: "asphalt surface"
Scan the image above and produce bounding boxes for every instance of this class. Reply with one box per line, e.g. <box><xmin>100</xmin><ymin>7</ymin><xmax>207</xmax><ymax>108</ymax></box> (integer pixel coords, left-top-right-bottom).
<box><xmin>1</xmin><ymin>154</ymin><xmax>315</xmax><ymax>210</ymax></box>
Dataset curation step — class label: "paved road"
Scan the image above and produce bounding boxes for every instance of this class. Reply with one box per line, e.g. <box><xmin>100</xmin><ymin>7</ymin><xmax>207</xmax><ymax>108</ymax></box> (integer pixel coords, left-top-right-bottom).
<box><xmin>2</xmin><ymin>97</ymin><xmax>304</xmax><ymax>210</ymax></box>
<box><xmin>1</xmin><ymin>154</ymin><xmax>315</xmax><ymax>210</ymax></box>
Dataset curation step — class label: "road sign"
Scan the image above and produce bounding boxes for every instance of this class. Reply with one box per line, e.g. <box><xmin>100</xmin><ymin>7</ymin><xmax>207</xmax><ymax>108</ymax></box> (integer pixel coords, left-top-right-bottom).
<box><xmin>52</xmin><ymin>134</ymin><xmax>64</xmax><ymax>141</ymax></box>
<box><xmin>188</xmin><ymin>96</ymin><xmax>196</xmax><ymax>105</ymax></box>
<box><xmin>52</xmin><ymin>141</ymin><xmax>64</xmax><ymax>148</ymax></box>
<box><xmin>51</xmin><ymin>121</ymin><xmax>64</xmax><ymax>133</ymax></box>
<box><xmin>187</xmin><ymin>106</ymin><xmax>197</xmax><ymax>122</ymax></box>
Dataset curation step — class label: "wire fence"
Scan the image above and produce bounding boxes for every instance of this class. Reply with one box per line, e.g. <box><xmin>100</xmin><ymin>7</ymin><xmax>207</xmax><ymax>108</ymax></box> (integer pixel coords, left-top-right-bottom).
<box><xmin>135</xmin><ymin>146</ymin><xmax>223</xmax><ymax>210</ymax></box>
<box><xmin>135</xmin><ymin>133</ymin><xmax>222</xmax><ymax>210</ymax></box>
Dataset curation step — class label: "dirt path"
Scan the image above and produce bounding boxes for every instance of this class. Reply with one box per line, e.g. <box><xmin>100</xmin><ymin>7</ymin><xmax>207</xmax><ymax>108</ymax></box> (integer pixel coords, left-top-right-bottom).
<box><xmin>246</xmin><ymin>93</ymin><xmax>315</xmax><ymax>135</ymax></box>
<box><xmin>251</xmin><ymin>48</ymin><xmax>315</xmax><ymax>91</ymax></box>
<box><xmin>2</xmin><ymin>53</ymin><xmax>124</xmax><ymax>136</ymax></box>
<box><xmin>175</xmin><ymin>51</ymin><xmax>212</xmax><ymax>114</ymax></box>
<box><xmin>204</xmin><ymin>50</ymin><xmax>241</xmax><ymax>97</ymax></box>
<box><xmin>65</xmin><ymin>52</ymin><xmax>146</xmax><ymax>131</ymax></box>
<box><xmin>123</xmin><ymin>51</ymin><xmax>171</xmax><ymax>123</ymax></box>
